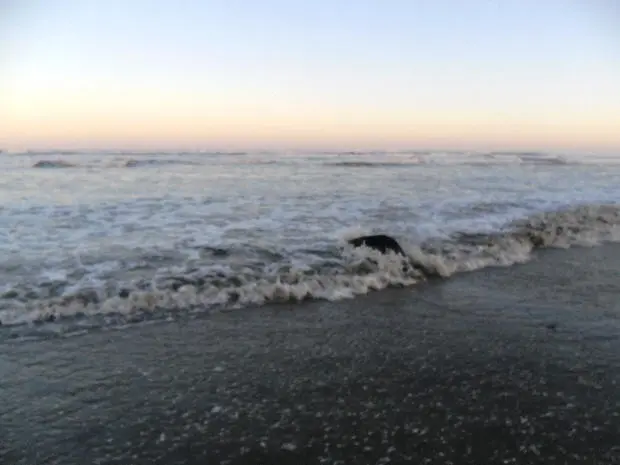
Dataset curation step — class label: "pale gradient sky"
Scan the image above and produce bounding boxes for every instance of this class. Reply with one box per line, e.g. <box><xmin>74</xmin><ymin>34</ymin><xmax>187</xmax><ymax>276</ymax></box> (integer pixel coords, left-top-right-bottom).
<box><xmin>1</xmin><ymin>0</ymin><xmax>619</xmax><ymax>152</ymax></box>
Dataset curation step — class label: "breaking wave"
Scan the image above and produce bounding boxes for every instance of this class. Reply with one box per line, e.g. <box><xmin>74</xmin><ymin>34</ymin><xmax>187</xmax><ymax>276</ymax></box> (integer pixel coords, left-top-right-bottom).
<box><xmin>1</xmin><ymin>204</ymin><xmax>619</xmax><ymax>333</ymax></box>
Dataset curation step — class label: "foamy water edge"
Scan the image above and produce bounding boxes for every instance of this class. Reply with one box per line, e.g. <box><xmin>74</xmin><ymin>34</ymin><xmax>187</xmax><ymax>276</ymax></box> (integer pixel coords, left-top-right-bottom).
<box><xmin>1</xmin><ymin>204</ymin><xmax>618</xmax><ymax>332</ymax></box>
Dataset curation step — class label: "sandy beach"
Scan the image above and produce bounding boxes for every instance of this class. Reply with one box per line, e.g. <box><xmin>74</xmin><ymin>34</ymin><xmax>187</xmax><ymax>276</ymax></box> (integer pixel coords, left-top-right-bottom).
<box><xmin>2</xmin><ymin>245</ymin><xmax>620</xmax><ymax>464</ymax></box>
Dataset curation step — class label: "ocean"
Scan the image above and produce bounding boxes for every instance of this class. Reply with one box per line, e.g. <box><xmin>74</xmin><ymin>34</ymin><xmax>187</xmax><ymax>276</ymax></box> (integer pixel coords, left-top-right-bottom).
<box><xmin>1</xmin><ymin>150</ymin><xmax>620</xmax><ymax>464</ymax></box>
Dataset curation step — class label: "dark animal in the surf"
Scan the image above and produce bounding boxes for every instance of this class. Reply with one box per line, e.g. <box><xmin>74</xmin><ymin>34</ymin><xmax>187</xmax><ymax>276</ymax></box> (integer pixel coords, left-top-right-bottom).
<box><xmin>347</xmin><ymin>234</ymin><xmax>442</xmax><ymax>279</ymax></box>
<box><xmin>347</xmin><ymin>234</ymin><xmax>441</xmax><ymax>278</ymax></box>
<box><xmin>347</xmin><ymin>234</ymin><xmax>406</xmax><ymax>256</ymax></box>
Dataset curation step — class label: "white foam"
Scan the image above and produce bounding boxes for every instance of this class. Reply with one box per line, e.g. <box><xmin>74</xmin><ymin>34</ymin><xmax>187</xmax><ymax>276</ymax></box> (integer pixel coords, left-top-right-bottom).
<box><xmin>38</xmin><ymin>268</ymin><xmax>69</xmax><ymax>282</ymax></box>
<box><xmin>0</xmin><ymin>241</ymin><xmax>603</xmax><ymax>327</ymax></box>
<box><xmin>0</xmin><ymin>246</ymin><xmax>415</xmax><ymax>325</ymax></box>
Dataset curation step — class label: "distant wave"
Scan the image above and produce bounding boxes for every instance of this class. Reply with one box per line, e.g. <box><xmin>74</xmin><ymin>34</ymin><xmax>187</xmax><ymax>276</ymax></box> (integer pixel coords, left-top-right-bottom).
<box><xmin>209</xmin><ymin>151</ymin><xmax>247</xmax><ymax>156</ymax></box>
<box><xmin>516</xmin><ymin>154</ymin><xmax>569</xmax><ymax>165</ymax></box>
<box><xmin>32</xmin><ymin>160</ymin><xmax>77</xmax><ymax>168</ymax></box>
<box><xmin>321</xmin><ymin>152</ymin><xmax>572</xmax><ymax>167</ymax></box>
<box><xmin>30</xmin><ymin>158</ymin><xmax>204</xmax><ymax>169</ymax></box>
<box><xmin>325</xmin><ymin>161</ymin><xmax>420</xmax><ymax>168</ymax></box>
<box><xmin>440</xmin><ymin>152</ymin><xmax>570</xmax><ymax>165</ymax></box>
<box><xmin>12</xmin><ymin>151</ymin><xmax>614</xmax><ymax>171</ymax></box>
<box><xmin>123</xmin><ymin>158</ymin><xmax>201</xmax><ymax>168</ymax></box>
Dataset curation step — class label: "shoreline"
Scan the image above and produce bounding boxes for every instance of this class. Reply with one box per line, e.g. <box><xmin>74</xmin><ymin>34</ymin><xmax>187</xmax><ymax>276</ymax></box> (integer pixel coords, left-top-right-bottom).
<box><xmin>2</xmin><ymin>246</ymin><xmax>620</xmax><ymax>464</ymax></box>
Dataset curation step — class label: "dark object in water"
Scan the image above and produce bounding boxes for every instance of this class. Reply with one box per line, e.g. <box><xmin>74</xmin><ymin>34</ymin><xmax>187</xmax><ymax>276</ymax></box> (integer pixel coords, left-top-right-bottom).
<box><xmin>347</xmin><ymin>234</ymin><xmax>406</xmax><ymax>256</ymax></box>
<box><xmin>201</xmin><ymin>246</ymin><xmax>228</xmax><ymax>257</ymax></box>
<box><xmin>118</xmin><ymin>289</ymin><xmax>131</xmax><ymax>299</ymax></box>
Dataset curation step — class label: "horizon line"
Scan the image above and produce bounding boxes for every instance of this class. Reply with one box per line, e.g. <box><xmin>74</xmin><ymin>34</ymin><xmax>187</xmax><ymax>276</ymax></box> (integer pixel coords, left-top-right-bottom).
<box><xmin>2</xmin><ymin>147</ymin><xmax>615</xmax><ymax>156</ymax></box>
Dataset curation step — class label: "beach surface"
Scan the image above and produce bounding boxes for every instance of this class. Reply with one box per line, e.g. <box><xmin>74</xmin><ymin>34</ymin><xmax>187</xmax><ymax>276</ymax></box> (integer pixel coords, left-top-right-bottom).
<box><xmin>2</xmin><ymin>244</ymin><xmax>619</xmax><ymax>465</ymax></box>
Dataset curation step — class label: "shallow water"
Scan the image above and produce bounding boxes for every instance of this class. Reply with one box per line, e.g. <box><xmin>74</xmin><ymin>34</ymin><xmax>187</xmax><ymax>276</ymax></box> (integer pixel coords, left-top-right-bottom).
<box><xmin>1</xmin><ymin>244</ymin><xmax>619</xmax><ymax>464</ymax></box>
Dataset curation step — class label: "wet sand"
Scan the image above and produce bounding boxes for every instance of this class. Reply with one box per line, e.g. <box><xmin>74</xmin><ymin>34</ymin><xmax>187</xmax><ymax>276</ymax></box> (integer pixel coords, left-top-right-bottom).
<box><xmin>2</xmin><ymin>245</ymin><xmax>620</xmax><ymax>464</ymax></box>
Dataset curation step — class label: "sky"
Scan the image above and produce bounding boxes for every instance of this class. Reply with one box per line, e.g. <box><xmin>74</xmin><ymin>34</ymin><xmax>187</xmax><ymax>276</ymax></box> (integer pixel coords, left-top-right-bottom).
<box><xmin>1</xmin><ymin>0</ymin><xmax>619</xmax><ymax>153</ymax></box>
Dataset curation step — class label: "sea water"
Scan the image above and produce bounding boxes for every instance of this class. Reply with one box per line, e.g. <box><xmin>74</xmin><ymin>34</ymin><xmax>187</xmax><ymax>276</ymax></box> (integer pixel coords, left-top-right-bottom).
<box><xmin>1</xmin><ymin>150</ymin><xmax>619</xmax><ymax>334</ymax></box>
